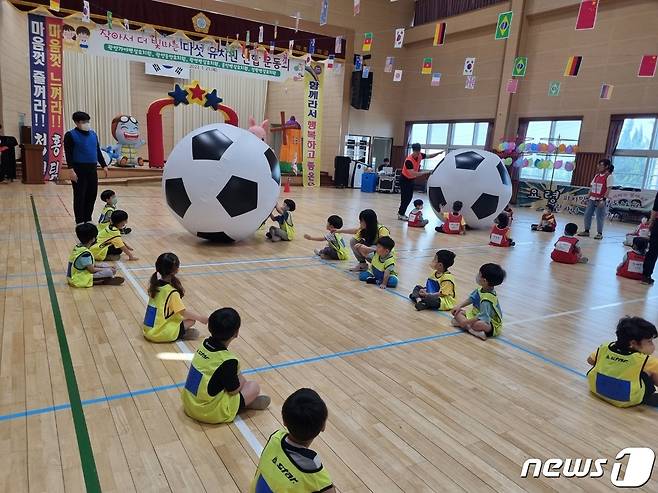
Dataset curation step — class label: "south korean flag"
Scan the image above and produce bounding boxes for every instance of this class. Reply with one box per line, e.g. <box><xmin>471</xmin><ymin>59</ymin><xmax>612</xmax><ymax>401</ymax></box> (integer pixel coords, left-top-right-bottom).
<box><xmin>145</xmin><ymin>63</ymin><xmax>190</xmax><ymax>79</ymax></box>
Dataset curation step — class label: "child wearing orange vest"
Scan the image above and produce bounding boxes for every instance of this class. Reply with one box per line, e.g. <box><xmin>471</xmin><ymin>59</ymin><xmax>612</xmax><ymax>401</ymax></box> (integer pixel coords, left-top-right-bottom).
<box><xmin>435</xmin><ymin>201</ymin><xmax>466</xmax><ymax>235</ymax></box>
<box><xmin>489</xmin><ymin>212</ymin><xmax>514</xmax><ymax>247</ymax></box>
<box><xmin>617</xmin><ymin>236</ymin><xmax>649</xmax><ymax>281</ymax></box>
<box><xmin>551</xmin><ymin>223</ymin><xmax>588</xmax><ymax>264</ymax></box>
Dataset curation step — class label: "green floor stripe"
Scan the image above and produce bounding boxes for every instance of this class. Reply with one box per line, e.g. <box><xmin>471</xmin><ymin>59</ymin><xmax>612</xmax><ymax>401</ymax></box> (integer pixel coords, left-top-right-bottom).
<box><xmin>30</xmin><ymin>195</ymin><xmax>102</xmax><ymax>492</ymax></box>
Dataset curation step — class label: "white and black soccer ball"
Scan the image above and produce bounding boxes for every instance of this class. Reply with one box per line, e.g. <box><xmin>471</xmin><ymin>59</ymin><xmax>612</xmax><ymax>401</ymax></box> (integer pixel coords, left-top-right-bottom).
<box><xmin>163</xmin><ymin>123</ymin><xmax>281</xmax><ymax>242</ymax></box>
<box><xmin>427</xmin><ymin>149</ymin><xmax>512</xmax><ymax>228</ymax></box>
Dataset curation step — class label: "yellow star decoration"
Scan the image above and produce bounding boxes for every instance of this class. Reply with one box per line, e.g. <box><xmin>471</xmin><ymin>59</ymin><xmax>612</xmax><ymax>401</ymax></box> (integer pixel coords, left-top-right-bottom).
<box><xmin>192</xmin><ymin>12</ymin><xmax>211</xmax><ymax>34</ymax></box>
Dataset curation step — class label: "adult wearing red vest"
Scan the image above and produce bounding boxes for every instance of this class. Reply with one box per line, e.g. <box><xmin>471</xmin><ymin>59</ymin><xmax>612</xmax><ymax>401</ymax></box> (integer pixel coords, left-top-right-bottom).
<box><xmin>398</xmin><ymin>143</ymin><xmax>441</xmax><ymax>220</ymax></box>
<box><xmin>578</xmin><ymin>159</ymin><xmax>614</xmax><ymax>240</ymax></box>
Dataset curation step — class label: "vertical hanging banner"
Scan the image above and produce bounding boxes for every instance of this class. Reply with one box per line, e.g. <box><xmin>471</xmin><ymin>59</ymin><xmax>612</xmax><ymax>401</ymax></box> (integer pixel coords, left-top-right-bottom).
<box><xmin>28</xmin><ymin>14</ymin><xmax>48</xmax><ymax>180</ymax></box>
<box><xmin>303</xmin><ymin>64</ymin><xmax>324</xmax><ymax>187</ymax></box>
<box><xmin>46</xmin><ymin>16</ymin><xmax>64</xmax><ymax>181</ymax></box>
<box><xmin>576</xmin><ymin>0</ymin><xmax>599</xmax><ymax>30</ymax></box>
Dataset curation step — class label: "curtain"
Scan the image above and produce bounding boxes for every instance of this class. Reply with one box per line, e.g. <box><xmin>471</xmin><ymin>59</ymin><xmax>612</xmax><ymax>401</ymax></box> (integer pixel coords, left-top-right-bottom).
<box><xmin>414</xmin><ymin>0</ymin><xmax>507</xmax><ymax>26</ymax></box>
<box><xmin>605</xmin><ymin>117</ymin><xmax>624</xmax><ymax>158</ymax></box>
<box><xmin>174</xmin><ymin>68</ymin><xmax>267</xmax><ymax>143</ymax></box>
<box><xmin>63</xmin><ymin>51</ymin><xmax>132</xmax><ymax>147</ymax></box>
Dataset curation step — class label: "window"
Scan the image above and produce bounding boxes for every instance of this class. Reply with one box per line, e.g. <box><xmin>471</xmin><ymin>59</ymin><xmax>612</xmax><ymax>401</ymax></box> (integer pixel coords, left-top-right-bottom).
<box><xmin>613</xmin><ymin>117</ymin><xmax>658</xmax><ymax>189</ymax></box>
<box><xmin>407</xmin><ymin>121</ymin><xmax>490</xmax><ymax>170</ymax></box>
<box><xmin>519</xmin><ymin>119</ymin><xmax>582</xmax><ymax>184</ymax></box>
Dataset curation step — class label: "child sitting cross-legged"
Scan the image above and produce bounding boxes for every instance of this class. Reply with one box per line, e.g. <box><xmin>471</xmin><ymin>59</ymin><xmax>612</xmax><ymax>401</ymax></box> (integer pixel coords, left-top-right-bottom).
<box><xmin>531</xmin><ymin>204</ymin><xmax>557</xmax><ymax>232</ymax></box>
<box><xmin>67</xmin><ymin>223</ymin><xmax>125</xmax><ymax>287</ymax></box>
<box><xmin>267</xmin><ymin>199</ymin><xmax>296</xmax><ymax>242</ymax></box>
<box><xmin>551</xmin><ymin>223</ymin><xmax>588</xmax><ymax>264</ymax></box>
<box><xmin>489</xmin><ymin>212</ymin><xmax>514</xmax><ymax>247</ymax></box>
<box><xmin>90</xmin><ymin>210</ymin><xmax>138</xmax><ymax>261</ymax></box>
<box><xmin>617</xmin><ymin>236</ymin><xmax>649</xmax><ymax>281</ymax></box>
<box><xmin>408</xmin><ymin>199</ymin><xmax>429</xmax><ymax>228</ymax></box>
<box><xmin>624</xmin><ymin>215</ymin><xmax>650</xmax><ymax>246</ymax></box>
<box><xmin>435</xmin><ymin>201</ymin><xmax>466</xmax><ymax>235</ymax></box>
<box><xmin>409</xmin><ymin>249</ymin><xmax>457</xmax><ymax>311</ymax></box>
<box><xmin>358</xmin><ymin>236</ymin><xmax>398</xmax><ymax>289</ymax></box>
<box><xmin>304</xmin><ymin>215</ymin><xmax>349</xmax><ymax>260</ymax></box>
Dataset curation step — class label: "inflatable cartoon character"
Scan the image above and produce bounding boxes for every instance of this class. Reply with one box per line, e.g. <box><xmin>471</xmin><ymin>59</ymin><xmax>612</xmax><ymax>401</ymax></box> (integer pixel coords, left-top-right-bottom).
<box><xmin>107</xmin><ymin>115</ymin><xmax>145</xmax><ymax>167</ymax></box>
<box><xmin>247</xmin><ymin>116</ymin><xmax>270</xmax><ymax>142</ymax></box>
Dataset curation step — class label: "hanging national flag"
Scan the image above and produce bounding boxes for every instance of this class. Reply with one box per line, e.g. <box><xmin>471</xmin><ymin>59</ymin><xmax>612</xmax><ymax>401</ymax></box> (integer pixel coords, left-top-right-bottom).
<box><xmin>289</xmin><ymin>39</ymin><xmax>294</xmax><ymax>54</ymax></box>
<box><xmin>362</xmin><ymin>66</ymin><xmax>370</xmax><ymax>78</ymax></box>
<box><xmin>258</xmin><ymin>26</ymin><xmax>264</xmax><ymax>43</ymax></box>
<box><xmin>506</xmin><ymin>79</ymin><xmax>519</xmax><ymax>94</ymax></box>
<box><xmin>274</xmin><ymin>21</ymin><xmax>278</xmax><ymax>39</ymax></box>
<box><xmin>320</xmin><ymin>0</ymin><xmax>329</xmax><ymax>26</ymax></box>
<box><xmin>638</xmin><ymin>55</ymin><xmax>658</xmax><ymax>77</ymax></box>
<box><xmin>512</xmin><ymin>56</ymin><xmax>527</xmax><ymax>77</ymax></box>
<box><xmin>421</xmin><ymin>57</ymin><xmax>432</xmax><ymax>75</ymax></box>
<box><xmin>363</xmin><ymin>32</ymin><xmax>373</xmax><ymax>52</ymax></box>
<box><xmin>107</xmin><ymin>11</ymin><xmax>113</xmax><ymax>29</ymax></box>
<box><xmin>465</xmin><ymin>76</ymin><xmax>476</xmax><ymax>90</ymax></box>
<box><xmin>270</xmin><ymin>41</ymin><xmax>275</xmax><ymax>54</ymax></box>
<box><xmin>433</xmin><ymin>22</ymin><xmax>446</xmax><ymax>46</ymax></box>
<box><xmin>305</xmin><ymin>53</ymin><xmax>312</xmax><ymax>66</ymax></box>
<box><xmin>495</xmin><ymin>11</ymin><xmax>513</xmax><ymax>40</ymax></box>
<box><xmin>599</xmin><ymin>83</ymin><xmax>613</xmax><ymax>99</ymax></box>
<box><xmin>309</xmin><ymin>38</ymin><xmax>316</xmax><ymax>54</ymax></box>
<box><xmin>123</xmin><ymin>18</ymin><xmax>130</xmax><ymax>30</ymax></box>
<box><xmin>335</xmin><ymin>36</ymin><xmax>343</xmax><ymax>54</ymax></box>
<box><xmin>82</xmin><ymin>0</ymin><xmax>90</xmax><ymax>23</ymax></box>
<box><xmin>463</xmin><ymin>57</ymin><xmax>475</xmax><ymax>75</ymax></box>
<box><xmin>384</xmin><ymin>56</ymin><xmax>394</xmax><ymax>73</ymax></box>
<box><xmin>564</xmin><ymin>55</ymin><xmax>582</xmax><ymax>76</ymax></box>
<box><xmin>327</xmin><ymin>54</ymin><xmax>335</xmax><ymax>69</ymax></box>
<box><xmin>576</xmin><ymin>0</ymin><xmax>599</xmax><ymax>30</ymax></box>
<box><xmin>431</xmin><ymin>73</ymin><xmax>442</xmax><ymax>86</ymax></box>
<box><xmin>394</xmin><ymin>28</ymin><xmax>405</xmax><ymax>48</ymax></box>
<box><xmin>146</xmin><ymin>63</ymin><xmax>190</xmax><ymax>79</ymax></box>
<box><xmin>393</xmin><ymin>69</ymin><xmax>403</xmax><ymax>82</ymax></box>
<box><xmin>548</xmin><ymin>80</ymin><xmax>561</xmax><ymax>96</ymax></box>
<box><xmin>246</xmin><ymin>31</ymin><xmax>251</xmax><ymax>44</ymax></box>
<box><xmin>354</xmin><ymin>54</ymin><xmax>362</xmax><ymax>71</ymax></box>
<box><xmin>354</xmin><ymin>0</ymin><xmax>360</xmax><ymax>15</ymax></box>
<box><xmin>49</xmin><ymin>0</ymin><xmax>60</xmax><ymax>12</ymax></box>
<box><xmin>295</xmin><ymin>12</ymin><xmax>300</xmax><ymax>32</ymax></box>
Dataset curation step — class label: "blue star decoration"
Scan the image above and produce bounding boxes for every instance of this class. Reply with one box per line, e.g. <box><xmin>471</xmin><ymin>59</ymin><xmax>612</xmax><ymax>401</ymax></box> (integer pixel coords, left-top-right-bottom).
<box><xmin>204</xmin><ymin>89</ymin><xmax>223</xmax><ymax>110</ymax></box>
<box><xmin>168</xmin><ymin>84</ymin><xmax>189</xmax><ymax>106</ymax></box>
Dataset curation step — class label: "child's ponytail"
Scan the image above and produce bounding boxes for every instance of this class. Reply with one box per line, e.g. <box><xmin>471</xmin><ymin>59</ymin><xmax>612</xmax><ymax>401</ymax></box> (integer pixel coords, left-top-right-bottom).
<box><xmin>149</xmin><ymin>252</ymin><xmax>182</xmax><ymax>299</ymax></box>
<box><xmin>148</xmin><ymin>272</ymin><xmax>160</xmax><ymax>299</ymax></box>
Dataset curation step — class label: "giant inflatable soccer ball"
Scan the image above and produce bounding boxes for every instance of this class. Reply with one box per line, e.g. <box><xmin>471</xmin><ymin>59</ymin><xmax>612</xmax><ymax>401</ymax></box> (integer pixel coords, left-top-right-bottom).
<box><xmin>427</xmin><ymin>149</ymin><xmax>512</xmax><ymax>228</ymax></box>
<box><xmin>163</xmin><ymin>123</ymin><xmax>281</xmax><ymax>242</ymax></box>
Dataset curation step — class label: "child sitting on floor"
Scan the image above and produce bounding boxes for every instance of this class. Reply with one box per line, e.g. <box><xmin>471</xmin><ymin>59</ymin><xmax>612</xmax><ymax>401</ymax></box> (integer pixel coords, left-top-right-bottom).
<box><xmin>451</xmin><ymin>263</ymin><xmax>505</xmax><ymax>340</ymax></box>
<box><xmin>267</xmin><ymin>199</ymin><xmax>296</xmax><ymax>242</ymax></box>
<box><xmin>624</xmin><ymin>215</ymin><xmax>650</xmax><ymax>246</ymax></box>
<box><xmin>409</xmin><ymin>249</ymin><xmax>457</xmax><ymax>311</ymax></box>
<box><xmin>182</xmin><ymin>307</ymin><xmax>271</xmax><ymax>424</ymax></box>
<box><xmin>617</xmin><ymin>236</ymin><xmax>649</xmax><ymax>281</ymax></box>
<box><xmin>251</xmin><ymin>388</ymin><xmax>335</xmax><ymax>493</ymax></box>
<box><xmin>587</xmin><ymin>316</ymin><xmax>658</xmax><ymax>407</ymax></box>
<box><xmin>551</xmin><ymin>223</ymin><xmax>588</xmax><ymax>264</ymax></box>
<box><xmin>67</xmin><ymin>223</ymin><xmax>124</xmax><ymax>287</ymax></box>
<box><xmin>435</xmin><ymin>201</ymin><xmax>466</xmax><ymax>235</ymax></box>
<box><xmin>408</xmin><ymin>199</ymin><xmax>429</xmax><ymax>228</ymax></box>
<box><xmin>98</xmin><ymin>189</ymin><xmax>131</xmax><ymax>234</ymax></box>
<box><xmin>304</xmin><ymin>215</ymin><xmax>349</xmax><ymax>260</ymax></box>
<box><xmin>359</xmin><ymin>236</ymin><xmax>398</xmax><ymax>289</ymax></box>
<box><xmin>531</xmin><ymin>204</ymin><xmax>557</xmax><ymax>232</ymax></box>
<box><xmin>90</xmin><ymin>210</ymin><xmax>138</xmax><ymax>261</ymax></box>
<box><xmin>489</xmin><ymin>212</ymin><xmax>514</xmax><ymax>247</ymax></box>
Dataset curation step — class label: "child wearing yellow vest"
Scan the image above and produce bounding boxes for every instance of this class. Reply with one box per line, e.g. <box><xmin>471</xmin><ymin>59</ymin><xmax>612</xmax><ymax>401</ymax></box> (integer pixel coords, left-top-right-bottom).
<box><xmin>304</xmin><ymin>215</ymin><xmax>349</xmax><ymax>260</ymax></box>
<box><xmin>451</xmin><ymin>263</ymin><xmax>506</xmax><ymax>340</ymax></box>
<box><xmin>143</xmin><ymin>253</ymin><xmax>208</xmax><ymax>342</ymax></box>
<box><xmin>182</xmin><ymin>307</ymin><xmax>270</xmax><ymax>424</ymax></box>
<box><xmin>99</xmin><ymin>189</ymin><xmax>131</xmax><ymax>234</ymax></box>
<box><xmin>587</xmin><ymin>316</ymin><xmax>658</xmax><ymax>407</ymax></box>
<box><xmin>359</xmin><ymin>236</ymin><xmax>398</xmax><ymax>289</ymax></box>
<box><xmin>251</xmin><ymin>388</ymin><xmax>335</xmax><ymax>493</ymax></box>
<box><xmin>336</xmin><ymin>209</ymin><xmax>390</xmax><ymax>272</ymax></box>
<box><xmin>67</xmin><ymin>223</ymin><xmax>124</xmax><ymax>287</ymax></box>
<box><xmin>267</xmin><ymin>199</ymin><xmax>296</xmax><ymax>241</ymax></box>
<box><xmin>409</xmin><ymin>250</ymin><xmax>457</xmax><ymax>311</ymax></box>
<box><xmin>90</xmin><ymin>210</ymin><xmax>138</xmax><ymax>261</ymax></box>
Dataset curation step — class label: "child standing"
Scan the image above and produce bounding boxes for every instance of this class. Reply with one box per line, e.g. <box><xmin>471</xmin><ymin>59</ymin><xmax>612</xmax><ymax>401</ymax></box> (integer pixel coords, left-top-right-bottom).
<box><xmin>267</xmin><ymin>199</ymin><xmax>296</xmax><ymax>242</ymax></box>
<box><xmin>304</xmin><ymin>215</ymin><xmax>349</xmax><ymax>260</ymax></box>
<box><xmin>90</xmin><ymin>210</ymin><xmax>138</xmax><ymax>261</ymax></box>
<box><xmin>624</xmin><ymin>216</ymin><xmax>650</xmax><ymax>246</ymax></box>
<box><xmin>489</xmin><ymin>212</ymin><xmax>514</xmax><ymax>247</ymax></box>
<box><xmin>98</xmin><ymin>189</ymin><xmax>131</xmax><ymax>234</ymax></box>
<box><xmin>251</xmin><ymin>388</ymin><xmax>335</xmax><ymax>493</ymax></box>
<box><xmin>359</xmin><ymin>236</ymin><xmax>398</xmax><ymax>289</ymax></box>
<box><xmin>182</xmin><ymin>307</ymin><xmax>271</xmax><ymax>424</ymax></box>
<box><xmin>143</xmin><ymin>252</ymin><xmax>207</xmax><ymax>342</ymax></box>
<box><xmin>409</xmin><ymin>249</ymin><xmax>457</xmax><ymax>311</ymax></box>
<box><xmin>337</xmin><ymin>209</ymin><xmax>391</xmax><ymax>272</ymax></box>
<box><xmin>451</xmin><ymin>263</ymin><xmax>506</xmax><ymax>340</ymax></box>
<box><xmin>435</xmin><ymin>201</ymin><xmax>466</xmax><ymax>235</ymax></box>
<box><xmin>587</xmin><ymin>316</ymin><xmax>658</xmax><ymax>407</ymax></box>
<box><xmin>617</xmin><ymin>237</ymin><xmax>649</xmax><ymax>281</ymax></box>
<box><xmin>551</xmin><ymin>223</ymin><xmax>588</xmax><ymax>264</ymax></box>
<box><xmin>531</xmin><ymin>204</ymin><xmax>557</xmax><ymax>232</ymax></box>
<box><xmin>408</xmin><ymin>199</ymin><xmax>429</xmax><ymax>228</ymax></box>
<box><xmin>67</xmin><ymin>223</ymin><xmax>125</xmax><ymax>287</ymax></box>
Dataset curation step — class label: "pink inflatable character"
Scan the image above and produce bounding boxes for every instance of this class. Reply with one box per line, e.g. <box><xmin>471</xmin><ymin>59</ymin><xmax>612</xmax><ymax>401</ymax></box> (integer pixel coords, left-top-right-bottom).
<box><xmin>247</xmin><ymin>116</ymin><xmax>270</xmax><ymax>142</ymax></box>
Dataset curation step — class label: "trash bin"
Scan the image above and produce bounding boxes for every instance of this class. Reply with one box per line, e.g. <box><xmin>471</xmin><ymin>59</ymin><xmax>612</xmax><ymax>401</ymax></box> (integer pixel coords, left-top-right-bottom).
<box><xmin>360</xmin><ymin>172</ymin><xmax>377</xmax><ymax>193</ymax></box>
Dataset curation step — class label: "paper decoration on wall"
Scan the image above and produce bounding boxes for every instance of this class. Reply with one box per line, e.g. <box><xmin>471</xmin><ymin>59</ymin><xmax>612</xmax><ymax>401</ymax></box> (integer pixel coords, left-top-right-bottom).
<box><xmin>433</xmin><ymin>22</ymin><xmax>446</xmax><ymax>46</ymax></box>
<box><xmin>192</xmin><ymin>12</ymin><xmax>211</xmax><ymax>33</ymax></box>
<box><xmin>463</xmin><ymin>57</ymin><xmax>475</xmax><ymax>75</ymax></box>
<box><xmin>50</xmin><ymin>1</ymin><xmax>60</xmax><ymax>12</ymax></box>
<box><xmin>246</xmin><ymin>31</ymin><xmax>250</xmax><ymax>44</ymax></box>
<box><xmin>393</xmin><ymin>69</ymin><xmax>403</xmax><ymax>82</ymax></box>
<box><xmin>295</xmin><ymin>12</ymin><xmax>300</xmax><ymax>32</ymax></box>
<box><xmin>123</xmin><ymin>18</ymin><xmax>130</xmax><ymax>30</ymax></box>
<box><xmin>564</xmin><ymin>56</ymin><xmax>582</xmax><ymax>76</ymax></box>
<box><xmin>599</xmin><ymin>83</ymin><xmax>613</xmax><ymax>99</ymax></box>
<box><xmin>269</xmin><ymin>41</ymin><xmax>275</xmax><ymax>54</ymax></box>
<box><xmin>576</xmin><ymin>0</ymin><xmax>599</xmax><ymax>30</ymax></box>
<box><xmin>82</xmin><ymin>1</ymin><xmax>90</xmax><ymax>22</ymax></box>
<box><xmin>495</xmin><ymin>11</ymin><xmax>513</xmax><ymax>40</ymax></box>
<box><xmin>512</xmin><ymin>56</ymin><xmax>527</xmax><ymax>77</ymax></box>
<box><xmin>335</xmin><ymin>36</ymin><xmax>343</xmax><ymax>54</ymax></box>
<box><xmin>638</xmin><ymin>55</ymin><xmax>658</xmax><ymax>77</ymax></box>
<box><xmin>289</xmin><ymin>40</ymin><xmax>294</xmax><ymax>54</ymax></box>
<box><xmin>362</xmin><ymin>66</ymin><xmax>370</xmax><ymax>78</ymax></box>
<box><xmin>431</xmin><ymin>73</ymin><xmax>442</xmax><ymax>86</ymax></box>
<box><xmin>363</xmin><ymin>32</ymin><xmax>373</xmax><ymax>52</ymax></box>
<box><xmin>354</xmin><ymin>54</ymin><xmax>362</xmax><ymax>71</ymax></box>
<box><xmin>258</xmin><ymin>26</ymin><xmax>264</xmax><ymax>43</ymax></box>
<box><xmin>421</xmin><ymin>57</ymin><xmax>432</xmax><ymax>75</ymax></box>
<box><xmin>465</xmin><ymin>76</ymin><xmax>476</xmax><ymax>89</ymax></box>
<box><xmin>548</xmin><ymin>80</ymin><xmax>561</xmax><ymax>96</ymax></box>
<box><xmin>385</xmin><ymin>56</ymin><xmax>394</xmax><ymax>73</ymax></box>
<box><xmin>506</xmin><ymin>79</ymin><xmax>518</xmax><ymax>94</ymax></box>
<box><xmin>394</xmin><ymin>28</ymin><xmax>405</xmax><ymax>48</ymax></box>
<box><xmin>309</xmin><ymin>38</ymin><xmax>316</xmax><ymax>54</ymax></box>
<box><xmin>107</xmin><ymin>11</ymin><xmax>113</xmax><ymax>29</ymax></box>
<box><xmin>327</xmin><ymin>54</ymin><xmax>335</xmax><ymax>69</ymax></box>
<box><xmin>274</xmin><ymin>21</ymin><xmax>278</xmax><ymax>39</ymax></box>
<box><xmin>354</xmin><ymin>0</ymin><xmax>360</xmax><ymax>15</ymax></box>
<box><xmin>320</xmin><ymin>0</ymin><xmax>329</xmax><ymax>26</ymax></box>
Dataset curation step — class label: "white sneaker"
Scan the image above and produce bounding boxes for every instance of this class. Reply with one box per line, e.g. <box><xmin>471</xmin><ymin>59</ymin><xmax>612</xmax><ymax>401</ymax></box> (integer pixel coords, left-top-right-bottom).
<box><xmin>314</xmin><ymin>249</ymin><xmax>321</xmax><ymax>256</ymax></box>
<box><xmin>398</xmin><ymin>214</ymin><xmax>409</xmax><ymax>221</ymax></box>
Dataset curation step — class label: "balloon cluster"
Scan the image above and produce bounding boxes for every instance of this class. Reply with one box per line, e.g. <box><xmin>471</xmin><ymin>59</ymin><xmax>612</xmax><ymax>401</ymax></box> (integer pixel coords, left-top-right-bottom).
<box><xmin>512</xmin><ymin>157</ymin><xmax>575</xmax><ymax>170</ymax></box>
<box><xmin>498</xmin><ymin>141</ymin><xmax>579</xmax><ymax>154</ymax></box>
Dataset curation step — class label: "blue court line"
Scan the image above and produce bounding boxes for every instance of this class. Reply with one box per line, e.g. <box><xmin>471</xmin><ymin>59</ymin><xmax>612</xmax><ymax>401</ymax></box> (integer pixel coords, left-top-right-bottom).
<box><xmin>497</xmin><ymin>337</ymin><xmax>587</xmax><ymax>378</ymax></box>
<box><xmin>0</xmin><ymin>330</ymin><xmax>463</xmax><ymax>423</ymax></box>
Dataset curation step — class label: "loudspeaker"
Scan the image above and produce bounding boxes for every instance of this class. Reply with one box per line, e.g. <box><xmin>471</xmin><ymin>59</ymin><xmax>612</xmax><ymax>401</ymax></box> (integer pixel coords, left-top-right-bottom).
<box><xmin>350</xmin><ymin>72</ymin><xmax>373</xmax><ymax>110</ymax></box>
<box><xmin>334</xmin><ymin>156</ymin><xmax>351</xmax><ymax>188</ymax></box>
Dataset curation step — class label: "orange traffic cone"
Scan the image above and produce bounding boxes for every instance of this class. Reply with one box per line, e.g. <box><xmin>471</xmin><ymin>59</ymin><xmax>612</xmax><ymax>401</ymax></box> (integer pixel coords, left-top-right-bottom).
<box><xmin>284</xmin><ymin>177</ymin><xmax>291</xmax><ymax>193</ymax></box>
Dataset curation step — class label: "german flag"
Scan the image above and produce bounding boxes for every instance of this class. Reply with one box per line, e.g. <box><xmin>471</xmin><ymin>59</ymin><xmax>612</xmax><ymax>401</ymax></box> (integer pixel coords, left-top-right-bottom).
<box><xmin>421</xmin><ymin>57</ymin><xmax>432</xmax><ymax>75</ymax></box>
<box><xmin>564</xmin><ymin>56</ymin><xmax>582</xmax><ymax>77</ymax></box>
<box><xmin>433</xmin><ymin>22</ymin><xmax>446</xmax><ymax>46</ymax></box>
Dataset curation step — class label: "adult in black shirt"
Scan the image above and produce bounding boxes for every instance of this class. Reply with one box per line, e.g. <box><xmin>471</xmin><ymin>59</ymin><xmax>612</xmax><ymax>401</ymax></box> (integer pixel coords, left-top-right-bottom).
<box><xmin>397</xmin><ymin>143</ymin><xmax>440</xmax><ymax>220</ymax></box>
<box><xmin>0</xmin><ymin>124</ymin><xmax>18</xmax><ymax>184</ymax></box>
<box><xmin>642</xmin><ymin>191</ymin><xmax>658</xmax><ymax>284</ymax></box>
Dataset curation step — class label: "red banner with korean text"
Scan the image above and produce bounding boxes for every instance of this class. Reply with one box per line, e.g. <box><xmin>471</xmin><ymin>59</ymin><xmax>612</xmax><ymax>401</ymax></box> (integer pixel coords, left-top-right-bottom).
<box><xmin>302</xmin><ymin>63</ymin><xmax>324</xmax><ymax>187</ymax></box>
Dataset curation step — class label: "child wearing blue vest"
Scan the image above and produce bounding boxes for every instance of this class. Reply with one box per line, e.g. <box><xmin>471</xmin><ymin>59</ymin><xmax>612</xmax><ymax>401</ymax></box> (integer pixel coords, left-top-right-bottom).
<box><xmin>67</xmin><ymin>223</ymin><xmax>124</xmax><ymax>287</ymax></box>
<box><xmin>304</xmin><ymin>215</ymin><xmax>350</xmax><ymax>260</ymax></box>
<box><xmin>451</xmin><ymin>263</ymin><xmax>506</xmax><ymax>340</ymax></box>
<box><xmin>409</xmin><ymin>249</ymin><xmax>457</xmax><ymax>311</ymax></box>
<box><xmin>251</xmin><ymin>388</ymin><xmax>335</xmax><ymax>493</ymax></box>
<box><xmin>359</xmin><ymin>236</ymin><xmax>398</xmax><ymax>289</ymax></box>
<box><xmin>587</xmin><ymin>316</ymin><xmax>658</xmax><ymax>407</ymax></box>
<box><xmin>267</xmin><ymin>199</ymin><xmax>296</xmax><ymax>241</ymax></box>
<box><xmin>182</xmin><ymin>307</ymin><xmax>270</xmax><ymax>424</ymax></box>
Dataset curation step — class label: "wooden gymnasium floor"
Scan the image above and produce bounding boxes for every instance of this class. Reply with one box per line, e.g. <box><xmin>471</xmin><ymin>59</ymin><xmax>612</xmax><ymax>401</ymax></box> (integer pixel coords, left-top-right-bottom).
<box><xmin>1</xmin><ymin>183</ymin><xmax>657</xmax><ymax>493</ymax></box>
